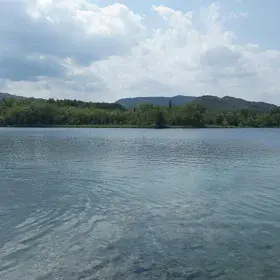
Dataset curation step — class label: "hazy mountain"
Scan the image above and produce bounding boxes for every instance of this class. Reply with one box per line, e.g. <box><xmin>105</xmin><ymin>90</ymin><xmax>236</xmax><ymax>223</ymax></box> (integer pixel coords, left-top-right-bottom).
<box><xmin>1</xmin><ymin>91</ymin><xmax>277</xmax><ymax>113</ymax></box>
<box><xmin>193</xmin><ymin>95</ymin><xmax>277</xmax><ymax>113</ymax></box>
<box><xmin>116</xmin><ymin>94</ymin><xmax>277</xmax><ymax>113</ymax></box>
<box><xmin>0</xmin><ymin>92</ymin><xmax>24</xmax><ymax>101</ymax></box>
<box><xmin>115</xmin><ymin>95</ymin><xmax>196</xmax><ymax>108</ymax></box>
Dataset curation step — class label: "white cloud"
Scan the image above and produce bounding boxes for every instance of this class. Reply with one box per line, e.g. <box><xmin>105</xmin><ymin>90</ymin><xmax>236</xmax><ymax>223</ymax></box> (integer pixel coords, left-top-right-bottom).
<box><xmin>0</xmin><ymin>0</ymin><xmax>280</xmax><ymax>103</ymax></box>
<box><xmin>228</xmin><ymin>11</ymin><xmax>248</xmax><ymax>19</ymax></box>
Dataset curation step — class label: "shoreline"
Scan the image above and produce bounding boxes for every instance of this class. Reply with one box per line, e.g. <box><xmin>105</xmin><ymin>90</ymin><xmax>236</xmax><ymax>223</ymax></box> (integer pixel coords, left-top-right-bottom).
<box><xmin>0</xmin><ymin>125</ymin><xmax>279</xmax><ymax>129</ymax></box>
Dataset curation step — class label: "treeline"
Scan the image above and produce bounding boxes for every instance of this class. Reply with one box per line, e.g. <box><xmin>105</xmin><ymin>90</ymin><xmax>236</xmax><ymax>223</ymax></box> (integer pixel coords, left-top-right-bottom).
<box><xmin>0</xmin><ymin>97</ymin><xmax>280</xmax><ymax>128</ymax></box>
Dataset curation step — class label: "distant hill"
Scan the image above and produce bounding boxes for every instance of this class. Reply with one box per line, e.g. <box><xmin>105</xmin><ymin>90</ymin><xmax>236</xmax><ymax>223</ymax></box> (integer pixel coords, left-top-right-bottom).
<box><xmin>116</xmin><ymin>94</ymin><xmax>277</xmax><ymax>113</ymax></box>
<box><xmin>0</xmin><ymin>92</ymin><xmax>24</xmax><ymax>101</ymax></box>
<box><xmin>1</xmin><ymin>91</ymin><xmax>277</xmax><ymax>113</ymax></box>
<box><xmin>116</xmin><ymin>95</ymin><xmax>196</xmax><ymax>108</ymax></box>
<box><xmin>193</xmin><ymin>95</ymin><xmax>277</xmax><ymax>113</ymax></box>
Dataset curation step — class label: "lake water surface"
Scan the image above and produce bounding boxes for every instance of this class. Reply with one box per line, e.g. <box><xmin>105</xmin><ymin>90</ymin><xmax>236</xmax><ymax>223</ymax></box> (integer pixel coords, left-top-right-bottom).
<box><xmin>0</xmin><ymin>128</ymin><xmax>280</xmax><ymax>280</ymax></box>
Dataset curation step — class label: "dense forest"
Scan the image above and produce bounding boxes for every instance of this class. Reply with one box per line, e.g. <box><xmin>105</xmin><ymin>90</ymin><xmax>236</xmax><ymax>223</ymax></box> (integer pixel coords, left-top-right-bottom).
<box><xmin>1</xmin><ymin>97</ymin><xmax>280</xmax><ymax>128</ymax></box>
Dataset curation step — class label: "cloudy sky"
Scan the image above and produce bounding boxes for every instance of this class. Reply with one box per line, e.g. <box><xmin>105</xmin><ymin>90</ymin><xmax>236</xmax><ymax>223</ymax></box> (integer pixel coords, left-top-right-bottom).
<box><xmin>0</xmin><ymin>0</ymin><xmax>280</xmax><ymax>103</ymax></box>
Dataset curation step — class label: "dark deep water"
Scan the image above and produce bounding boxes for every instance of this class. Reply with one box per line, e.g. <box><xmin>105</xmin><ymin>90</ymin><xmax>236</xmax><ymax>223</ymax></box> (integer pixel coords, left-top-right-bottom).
<box><xmin>0</xmin><ymin>128</ymin><xmax>280</xmax><ymax>280</ymax></box>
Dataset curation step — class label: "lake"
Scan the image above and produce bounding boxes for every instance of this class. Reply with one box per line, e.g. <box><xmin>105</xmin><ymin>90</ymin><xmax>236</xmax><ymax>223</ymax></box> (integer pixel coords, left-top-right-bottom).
<box><xmin>0</xmin><ymin>128</ymin><xmax>280</xmax><ymax>280</ymax></box>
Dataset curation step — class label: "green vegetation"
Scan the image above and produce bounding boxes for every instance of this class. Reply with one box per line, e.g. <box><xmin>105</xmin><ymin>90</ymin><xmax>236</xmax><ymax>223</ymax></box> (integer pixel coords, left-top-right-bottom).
<box><xmin>0</xmin><ymin>97</ymin><xmax>280</xmax><ymax>128</ymax></box>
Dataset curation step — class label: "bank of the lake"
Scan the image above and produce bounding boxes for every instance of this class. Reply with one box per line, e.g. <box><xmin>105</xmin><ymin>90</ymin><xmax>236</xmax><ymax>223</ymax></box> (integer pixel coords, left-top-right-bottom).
<box><xmin>0</xmin><ymin>124</ymin><xmax>153</xmax><ymax>129</ymax></box>
<box><xmin>1</xmin><ymin>124</ymin><xmax>279</xmax><ymax>129</ymax></box>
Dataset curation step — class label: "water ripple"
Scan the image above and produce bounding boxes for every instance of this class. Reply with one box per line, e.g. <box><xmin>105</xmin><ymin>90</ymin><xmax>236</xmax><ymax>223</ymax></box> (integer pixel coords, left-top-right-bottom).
<box><xmin>1</xmin><ymin>128</ymin><xmax>280</xmax><ymax>279</ymax></box>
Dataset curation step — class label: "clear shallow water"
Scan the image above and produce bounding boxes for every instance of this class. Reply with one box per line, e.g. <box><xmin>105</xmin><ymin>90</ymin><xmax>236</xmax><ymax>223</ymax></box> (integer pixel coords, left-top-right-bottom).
<box><xmin>0</xmin><ymin>128</ymin><xmax>280</xmax><ymax>280</ymax></box>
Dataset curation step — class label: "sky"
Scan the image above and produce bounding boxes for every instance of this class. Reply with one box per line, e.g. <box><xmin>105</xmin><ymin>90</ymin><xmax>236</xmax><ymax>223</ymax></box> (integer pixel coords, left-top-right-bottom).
<box><xmin>0</xmin><ymin>0</ymin><xmax>280</xmax><ymax>103</ymax></box>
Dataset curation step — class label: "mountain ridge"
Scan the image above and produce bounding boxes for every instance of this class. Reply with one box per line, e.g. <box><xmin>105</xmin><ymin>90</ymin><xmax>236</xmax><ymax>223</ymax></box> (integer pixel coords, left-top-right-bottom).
<box><xmin>1</xmin><ymin>92</ymin><xmax>278</xmax><ymax>113</ymax></box>
<box><xmin>116</xmin><ymin>95</ymin><xmax>277</xmax><ymax>112</ymax></box>
<box><xmin>0</xmin><ymin>92</ymin><xmax>24</xmax><ymax>100</ymax></box>
<box><xmin>116</xmin><ymin>95</ymin><xmax>196</xmax><ymax>108</ymax></box>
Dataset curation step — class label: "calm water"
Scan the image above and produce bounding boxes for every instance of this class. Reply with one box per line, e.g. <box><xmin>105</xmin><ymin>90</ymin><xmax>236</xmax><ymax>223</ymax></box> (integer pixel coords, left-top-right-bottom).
<box><xmin>0</xmin><ymin>128</ymin><xmax>280</xmax><ymax>280</ymax></box>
